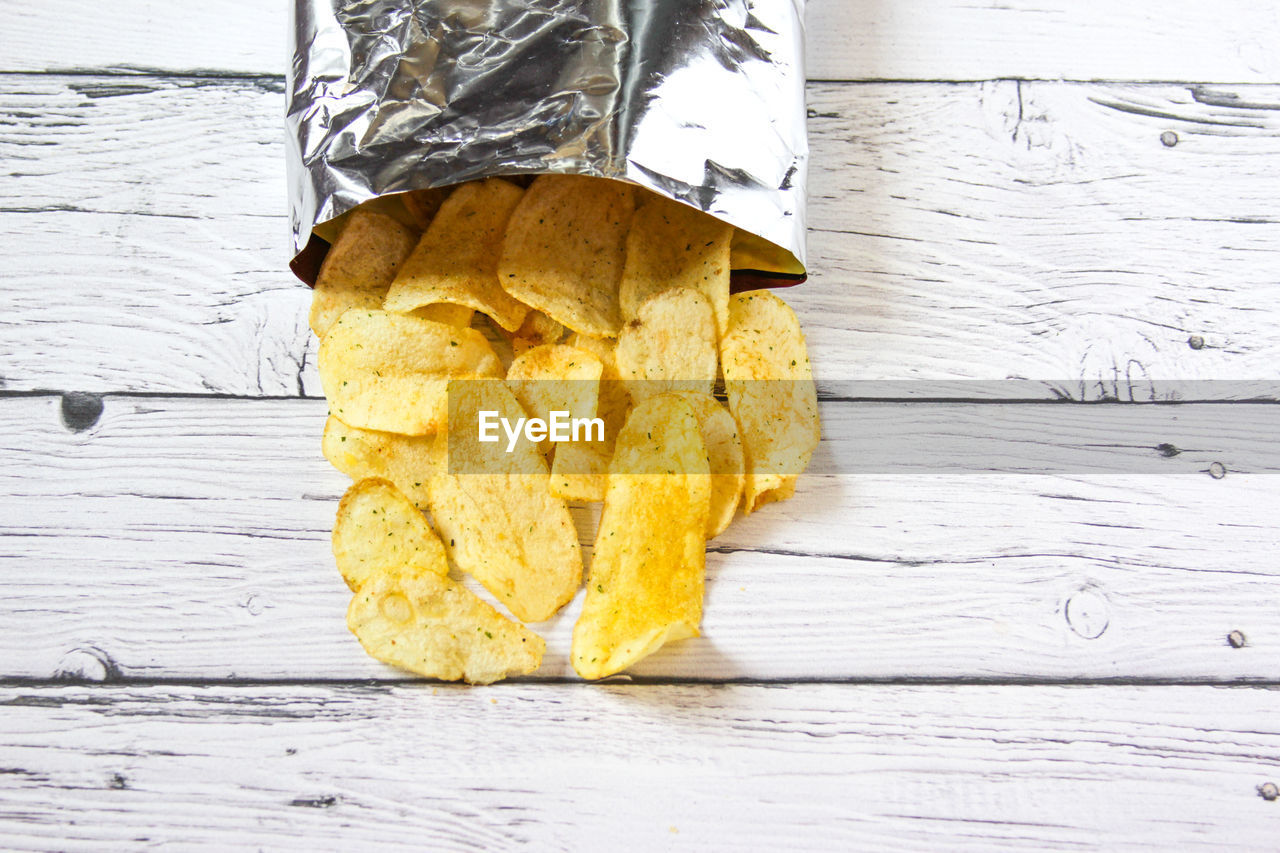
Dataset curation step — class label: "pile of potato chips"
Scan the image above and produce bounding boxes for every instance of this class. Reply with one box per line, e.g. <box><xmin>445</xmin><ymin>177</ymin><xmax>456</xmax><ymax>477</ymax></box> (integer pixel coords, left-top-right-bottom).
<box><xmin>310</xmin><ymin>175</ymin><xmax>819</xmax><ymax>683</ymax></box>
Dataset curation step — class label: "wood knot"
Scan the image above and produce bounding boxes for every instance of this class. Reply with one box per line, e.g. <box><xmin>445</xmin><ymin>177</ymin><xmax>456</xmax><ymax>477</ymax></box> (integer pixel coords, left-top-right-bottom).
<box><xmin>1187</xmin><ymin>335</ymin><xmax>1205</xmax><ymax>350</ymax></box>
<box><xmin>1160</xmin><ymin>131</ymin><xmax>1179</xmax><ymax>147</ymax></box>
<box><xmin>55</xmin><ymin>646</ymin><xmax>121</xmax><ymax>682</ymax></box>
<box><xmin>1259</xmin><ymin>782</ymin><xmax>1278</xmax><ymax>802</ymax></box>
<box><xmin>1065</xmin><ymin>587</ymin><xmax>1111</xmax><ymax>640</ymax></box>
<box><xmin>1208</xmin><ymin>462</ymin><xmax>1227</xmax><ymax>480</ymax></box>
<box><xmin>1155</xmin><ymin>443</ymin><xmax>1180</xmax><ymax>458</ymax></box>
<box><xmin>1228</xmin><ymin>630</ymin><xmax>1247</xmax><ymax>649</ymax></box>
<box><xmin>60</xmin><ymin>393</ymin><xmax>104</xmax><ymax>432</ymax></box>
<box><xmin>240</xmin><ymin>593</ymin><xmax>269</xmax><ymax>616</ymax></box>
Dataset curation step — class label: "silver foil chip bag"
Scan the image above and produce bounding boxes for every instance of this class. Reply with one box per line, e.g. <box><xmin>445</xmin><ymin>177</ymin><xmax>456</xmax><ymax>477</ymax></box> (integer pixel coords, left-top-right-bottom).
<box><xmin>287</xmin><ymin>0</ymin><xmax>808</xmax><ymax>288</ymax></box>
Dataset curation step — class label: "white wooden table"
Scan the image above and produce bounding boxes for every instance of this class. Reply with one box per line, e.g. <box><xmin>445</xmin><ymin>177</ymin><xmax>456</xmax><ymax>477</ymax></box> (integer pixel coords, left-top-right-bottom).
<box><xmin>3</xmin><ymin>2</ymin><xmax>1279</xmax><ymax>848</ymax></box>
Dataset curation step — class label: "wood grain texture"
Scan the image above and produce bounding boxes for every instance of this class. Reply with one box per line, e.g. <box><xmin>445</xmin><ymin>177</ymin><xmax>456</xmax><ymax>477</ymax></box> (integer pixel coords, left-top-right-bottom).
<box><xmin>2</xmin><ymin>683</ymin><xmax>1279</xmax><ymax>851</ymax></box>
<box><xmin>805</xmin><ymin>2</ymin><xmax>1280</xmax><ymax>83</ymax></box>
<box><xmin>1</xmin><ymin>77</ymin><xmax>1278</xmax><ymax>398</ymax></box>
<box><xmin>4</xmin><ymin>7</ymin><xmax>1278</xmax><ymax>848</ymax></box>
<box><xmin>2</xmin><ymin>394</ymin><xmax>1277</xmax><ymax>681</ymax></box>
<box><xmin>5</xmin><ymin>1</ymin><xmax>1279</xmax><ymax>82</ymax></box>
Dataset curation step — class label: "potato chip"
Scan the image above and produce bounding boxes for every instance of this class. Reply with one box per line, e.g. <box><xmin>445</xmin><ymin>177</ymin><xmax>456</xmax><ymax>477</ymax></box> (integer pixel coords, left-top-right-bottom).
<box><xmin>548</xmin><ymin>441</ymin><xmax>610</xmax><ymax>502</ymax></box>
<box><xmin>564</xmin><ymin>333</ymin><xmax>631</xmax><ymax>436</ymax></box>
<box><xmin>720</xmin><ymin>291</ymin><xmax>820</xmax><ymax>512</ymax></box>
<box><xmin>506</xmin><ymin>344</ymin><xmax>603</xmax><ymax>457</ymax></box>
<box><xmin>318</xmin><ymin>309</ymin><xmax>502</xmax><ymax>435</ymax></box>
<box><xmin>428</xmin><ymin>379</ymin><xmax>582</xmax><ymax>622</ymax></box>
<box><xmin>671</xmin><ymin>392</ymin><xmax>745</xmax><ymax>538</ymax></box>
<box><xmin>401</xmin><ymin>186</ymin><xmax>452</xmax><ymax>229</ymax></box>
<box><xmin>348</xmin><ymin>568</ymin><xmax>545</xmax><ymax>684</ymax></box>
<box><xmin>615</xmin><ymin>287</ymin><xmax>717</xmax><ymax>403</ymax></box>
<box><xmin>413</xmin><ymin>304</ymin><xmax>475</xmax><ymax>327</ymax></box>
<box><xmin>619</xmin><ymin>194</ymin><xmax>733</xmax><ymax>338</ymax></box>
<box><xmin>332</xmin><ymin>478</ymin><xmax>448</xmax><ymax>591</ymax></box>
<box><xmin>321</xmin><ymin>416</ymin><xmax>440</xmax><ymax>511</ymax></box>
<box><xmin>549</xmin><ymin>334</ymin><xmax>633</xmax><ymax>501</ymax></box>
<box><xmin>507</xmin><ymin>310</ymin><xmax>566</xmax><ymax>357</ymax></box>
<box><xmin>309</xmin><ymin>211</ymin><xmax>418</xmax><ymax>338</ymax></box>
<box><xmin>384</xmin><ymin>179</ymin><xmax>530</xmax><ymax>332</ymax></box>
<box><xmin>498</xmin><ymin>175</ymin><xmax>635</xmax><ymax>338</ymax></box>
<box><xmin>572</xmin><ymin>395</ymin><xmax>710</xmax><ymax>679</ymax></box>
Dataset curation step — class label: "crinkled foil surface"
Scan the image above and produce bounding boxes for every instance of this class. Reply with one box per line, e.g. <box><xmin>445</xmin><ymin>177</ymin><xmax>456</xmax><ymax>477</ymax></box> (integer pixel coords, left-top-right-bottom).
<box><xmin>287</xmin><ymin>0</ymin><xmax>807</xmax><ymax>267</ymax></box>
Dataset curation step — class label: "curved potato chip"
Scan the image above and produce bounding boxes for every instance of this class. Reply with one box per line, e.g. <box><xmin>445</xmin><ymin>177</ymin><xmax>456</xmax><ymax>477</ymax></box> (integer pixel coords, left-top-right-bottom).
<box><xmin>401</xmin><ymin>186</ymin><xmax>452</xmax><ymax>229</ymax></box>
<box><xmin>413</xmin><ymin>304</ymin><xmax>475</xmax><ymax>327</ymax></box>
<box><xmin>498</xmin><ymin>175</ymin><xmax>635</xmax><ymax>338</ymax></box>
<box><xmin>616</xmin><ymin>287</ymin><xmax>717</xmax><ymax>403</ymax></box>
<box><xmin>332</xmin><ymin>478</ymin><xmax>448</xmax><ymax>591</ymax></box>
<box><xmin>670</xmin><ymin>392</ymin><xmax>745</xmax><ymax>538</ymax></box>
<box><xmin>564</xmin><ymin>333</ymin><xmax>632</xmax><ymax>432</ymax></box>
<box><xmin>720</xmin><ymin>291</ymin><xmax>820</xmax><ymax>512</ymax></box>
<box><xmin>549</xmin><ymin>441</ymin><xmax>610</xmax><ymax>502</ymax></box>
<box><xmin>384</xmin><ymin>179</ymin><xmax>530</xmax><ymax>332</ymax></box>
<box><xmin>619</xmin><ymin>194</ymin><xmax>733</xmax><ymax>338</ymax></box>
<box><xmin>572</xmin><ymin>395</ymin><xmax>710</xmax><ymax>680</ymax></box>
<box><xmin>506</xmin><ymin>344</ymin><xmax>603</xmax><ymax>457</ymax></box>
<box><xmin>549</xmin><ymin>334</ymin><xmax>633</xmax><ymax>501</ymax></box>
<box><xmin>429</xmin><ymin>379</ymin><xmax>582</xmax><ymax>622</ymax></box>
<box><xmin>505</xmin><ymin>309</ymin><xmax>566</xmax><ymax>357</ymax></box>
<box><xmin>348</xmin><ymin>570</ymin><xmax>545</xmax><ymax>685</ymax></box>
<box><xmin>318</xmin><ymin>309</ymin><xmax>502</xmax><ymax>436</ymax></box>
<box><xmin>321</xmin><ymin>416</ymin><xmax>439</xmax><ymax>511</ymax></box>
<box><xmin>309</xmin><ymin>210</ymin><xmax>418</xmax><ymax>338</ymax></box>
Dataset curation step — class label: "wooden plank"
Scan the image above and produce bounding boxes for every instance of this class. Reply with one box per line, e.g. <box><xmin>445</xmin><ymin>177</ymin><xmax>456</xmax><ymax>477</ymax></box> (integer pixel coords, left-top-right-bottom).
<box><xmin>806</xmin><ymin>2</ymin><xmax>1280</xmax><ymax>83</ymax></box>
<box><xmin>0</xmin><ymin>76</ymin><xmax>307</xmax><ymax>397</ymax></box>
<box><xmin>2</xmin><ymin>683</ymin><xmax>1278</xmax><ymax>849</ymax></box>
<box><xmin>2</xmin><ymin>394</ymin><xmax>1277</xmax><ymax>681</ymax></box>
<box><xmin>3</xmin><ymin>78</ymin><xmax>1279</xmax><ymax>398</ymax></box>
<box><xmin>6</xmin><ymin>1</ymin><xmax>1280</xmax><ymax>83</ymax></box>
<box><xmin>803</xmin><ymin>80</ymin><xmax>1280</xmax><ymax>396</ymax></box>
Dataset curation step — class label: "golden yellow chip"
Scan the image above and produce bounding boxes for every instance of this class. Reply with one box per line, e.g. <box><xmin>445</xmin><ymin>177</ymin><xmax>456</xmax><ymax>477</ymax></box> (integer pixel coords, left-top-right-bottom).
<box><xmin>498</xmin><ymin>175</ymin><xmax>635</xmax><ymax>338</ymax></box>
<box><xmin>348</xmin><ymin>570</ymin><xmax>545</xmax><ymax>684</ymax></box>
<box><xmin>671</xmin><ymin>392</ymin><xmax>745</xmax><ymax>538</ymax></box>
<box><xmin>619</xmin><ymin>194</ymin><xmax>733</xmax><ymax>338</ymax></box>
<box><xmin>572</xmin><ymin>395</ymin><xmax>710</xmax><ymax>679</ymax></box>
<box><xmin>332</xmin><ymin>478</ymin><xmax>448</xmax><ymax>591</ymax></box>
<box><xmin>506</xmin><ymin>344</ymin><xmax>603</xmax><ymax>457</ymax></box>
<box><xmin>413</xmin><ymin>304</ymin><xmax>475</xmax><ymax>327</ymax></box>
<box><xmin>507</xmin><ymin>310</ymin><xmax>566</xmax><ymax>356</ymax></box>
<box><xmin>548</xmin><ymin>441</ymin><xmax>610</xmax><ymax>502</ymax></box>
<box><xmin>321</xmin><ymin>416</ymin><xmax>439</xmax><ymax>511</ymax></box>
<box><xmin>401</xmin><ymin>186</ymin><xmax>452</xmax><ymax>229</ymax></box>
<box><xmin>317</xmin><ymin>309</ymin><xmax>502</xmax><ymax>435</ymax></box>
<box><xmin>428</xmin><ymin>379</ymin><xmax>582</xmax><ymax>622</ymax></box>
<box><xmin>384</xmin><ymin>179</ymin><xmax>530</xmax><ymax>332</ymax></box>
<box><xmin>549</xmin><ymin>334</ymin><xmax>633</xmax><ymax>501</ymax></box>
<box><xmin>564</xmin><ymin>333</ymin><xmax>631</xmax><ymax>435</ymax></box>
<box><xmin>309</xmin><ymin>210</ymin><xmax>418</xmax><ymax>338</ymax></box>
<box><xmin>720</xmin><ymin>291</ymin><xmax>820</xmax><ymax>512</ymax></box>
<box><xmin>615</xmin><ymin>287</ymin><xmax>717</xmax><ymax>403</ymax></box>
